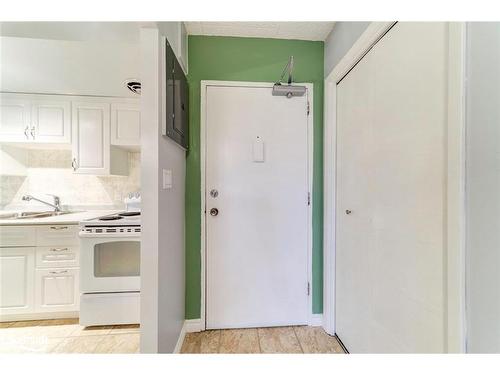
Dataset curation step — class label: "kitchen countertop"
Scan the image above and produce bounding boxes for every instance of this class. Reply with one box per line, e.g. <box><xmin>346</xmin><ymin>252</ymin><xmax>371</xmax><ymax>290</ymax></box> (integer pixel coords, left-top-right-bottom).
<box><xmin>0</xmin><ymin>210</ymin><xmax>123</xmax><ymax>226</ymax></box>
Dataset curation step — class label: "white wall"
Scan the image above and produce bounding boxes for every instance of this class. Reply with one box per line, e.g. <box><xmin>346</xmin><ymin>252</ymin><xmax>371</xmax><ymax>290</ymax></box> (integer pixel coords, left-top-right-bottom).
<box><xmin>324</xmin><ymin>22</ymin><xmax>370</xmax><ymax>77</ymax></box>
<box><xmin>140</xmin><ymin>23</ymin><xmax>186</xmax><ymax>354</ymax></box>
<box><xmin>466</xmin><ymin>22</ymin><xmax>500</xmax><ymax>353</ymax></box>
<box><xmin>0</xmin><ymin>36</ymin><xmax>140</xmax><ymax>97</ymax></box>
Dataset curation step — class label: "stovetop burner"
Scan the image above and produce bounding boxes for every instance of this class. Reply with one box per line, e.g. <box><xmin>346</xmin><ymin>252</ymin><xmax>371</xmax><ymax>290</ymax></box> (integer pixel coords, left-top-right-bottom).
<box><xmin>99</xmin><ymin>216</ymin><xmax>122</xmax><ymax>221</ymax></box>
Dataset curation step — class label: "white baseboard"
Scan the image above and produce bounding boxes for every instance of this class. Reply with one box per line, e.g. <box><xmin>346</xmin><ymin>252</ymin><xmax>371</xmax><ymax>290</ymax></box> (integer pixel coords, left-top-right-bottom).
<box><xmin>173</xmin><ymin>321</ymin><xmax>187</xmax><ymax>353</ymax></box>
<box><xmin>309</xmin><ymin>313</ymin><xmax>323</xmax><ymax>327</ymax></box>
<box><xmin>0</xmin><ymin>311</ymin><xmax>78</xmax><ymax>323</ymax></box>
<box><xmin>184</xmin><ymin>318</ymin><xmax>204</xmax><ymax>333</ymax></box>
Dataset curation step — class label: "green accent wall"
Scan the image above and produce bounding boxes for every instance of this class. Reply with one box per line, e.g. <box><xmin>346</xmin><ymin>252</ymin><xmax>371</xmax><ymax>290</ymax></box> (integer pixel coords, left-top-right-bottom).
<box><xmin>185</xmin><ymin>35</ymin><xmax>324</xmax><ymax>319</ymax></box>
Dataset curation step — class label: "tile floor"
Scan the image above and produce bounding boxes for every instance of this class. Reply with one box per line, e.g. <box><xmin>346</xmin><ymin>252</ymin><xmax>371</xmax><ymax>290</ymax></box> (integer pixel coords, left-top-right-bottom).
<box><xmin>0</xmin><ymin>320</ymin><xmax>344</xmax><ymax>354</ymax></box>
<box><xmin>0</xmin><ymin>319</ymin><xmax>140</xmax><ymax>354</ymax></box>
<box><xmin>181</xmin><ymin>326</ymin><xmax>346</xmax><ymax>354</ymax></box>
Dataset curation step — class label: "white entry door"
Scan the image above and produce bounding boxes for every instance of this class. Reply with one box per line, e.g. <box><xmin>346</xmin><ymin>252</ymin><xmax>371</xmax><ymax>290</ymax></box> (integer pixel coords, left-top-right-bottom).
<box><xmin>205</xmin><ymin>84</ymin><xmax>310</xmax><ymax>329</ymax></box>
<box><xmin>336</xmin><ymin>23</ymin><xmax>449</xmax><ymax>352</ymax></box>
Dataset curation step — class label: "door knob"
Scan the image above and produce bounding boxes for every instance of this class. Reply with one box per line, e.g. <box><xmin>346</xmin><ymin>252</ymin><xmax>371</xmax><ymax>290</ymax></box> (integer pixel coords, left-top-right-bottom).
<box><xmin>345</xmin><ymin>210</ymin><xmax>352</xmax><ymax>215</ymax></box>
<box><xmin>210</xmin><ymin>208</ymin><xmax>219</xmax><ymax>217</ymax></box>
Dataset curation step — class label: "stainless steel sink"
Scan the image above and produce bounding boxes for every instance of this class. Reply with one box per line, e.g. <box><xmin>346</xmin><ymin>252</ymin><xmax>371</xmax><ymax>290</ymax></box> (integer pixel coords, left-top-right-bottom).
<box><xmin>0</xmin><ymin>211</ymin><xmax>82</xmax><ymax>220</ymax></box>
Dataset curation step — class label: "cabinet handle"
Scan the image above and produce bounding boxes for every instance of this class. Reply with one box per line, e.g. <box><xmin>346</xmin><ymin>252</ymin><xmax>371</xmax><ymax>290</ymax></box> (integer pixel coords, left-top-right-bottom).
<box><xmin>50</xmin><ymin>226</ymin><xmax>68</xmax><ymax>230</ymax></box>
<box><xmin>49</xmin><ymin>270</ymin><xmax>68</xmax><ymax>274</ymax></box>
<box><xmin>30</xmin><ymin>126</ymin><xmax>36</xmax><ymax>139</ymax></box>
<box><xmin>50</xmin><ymin>247</ymin><xmax>69</xmax><ymax>252</ymax></box>
<box><xmin>24</xmin><ymin>126</ymin><xmax>30</xmax><ymax>139</ymax></box>
<box><xmin>71</xmin><ymin>158</ymin><xmax>78</xmax><ymax>171</ymax></box>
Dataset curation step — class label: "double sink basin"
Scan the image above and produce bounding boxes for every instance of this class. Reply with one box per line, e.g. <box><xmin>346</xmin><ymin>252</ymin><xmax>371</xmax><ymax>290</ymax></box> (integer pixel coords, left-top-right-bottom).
<box><xmin>0</xmin><ymin>211</ymin><xmax>81</xmax><ymax>220</ymax></box>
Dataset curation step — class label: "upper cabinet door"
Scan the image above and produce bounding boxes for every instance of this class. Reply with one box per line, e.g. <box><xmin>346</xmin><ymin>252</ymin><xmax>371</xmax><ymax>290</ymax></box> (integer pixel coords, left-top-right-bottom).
<box><xmin>0</xmin><ymin>93</ymin><xmax>31</xmax><ymax>142</ymax></box>
<box><xmin>31</xmin><ymin>97</ymin><xmax>71</xmax><ymax>144</ymax></box>
<box><xmin>111</xmin><ymin>102</ymin><xmax>141</xmax><ymax>149</ymax></box>
<box><xmin>71</xmin><ymin>101</ymin><xmax>110</xmax><ymax>174</ymax></box>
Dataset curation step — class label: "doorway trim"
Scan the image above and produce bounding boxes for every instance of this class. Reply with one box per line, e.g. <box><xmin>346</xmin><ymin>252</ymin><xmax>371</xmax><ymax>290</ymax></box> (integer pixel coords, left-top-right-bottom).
<box><xmin>199</xmin><ymin>80</ymin><xmax>314</xmax><ymax>330</ymax></box>
<box><xmin>322</xmin><ymin>22</ymin><xmax>466</xmax><ymax>352</ymax></box>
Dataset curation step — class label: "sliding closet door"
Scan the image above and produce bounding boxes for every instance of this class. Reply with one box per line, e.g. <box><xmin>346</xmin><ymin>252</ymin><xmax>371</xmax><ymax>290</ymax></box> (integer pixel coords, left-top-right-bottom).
<box><xmin>336</xmin><ymin>22</ymin><xmax>448</xmax><ymax>353</ymax></box>
<box><xmin>335</xmin><ymin>50</ymin><xmax>376</xmax><ymax>352</ymax></box>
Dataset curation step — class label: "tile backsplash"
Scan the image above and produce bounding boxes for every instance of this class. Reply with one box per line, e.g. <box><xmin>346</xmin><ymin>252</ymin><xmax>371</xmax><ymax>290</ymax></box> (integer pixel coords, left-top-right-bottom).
<box><xmin>0</xmin><ymin>149</ymin><xmax>140</xmax><ymax>210</ymax></box>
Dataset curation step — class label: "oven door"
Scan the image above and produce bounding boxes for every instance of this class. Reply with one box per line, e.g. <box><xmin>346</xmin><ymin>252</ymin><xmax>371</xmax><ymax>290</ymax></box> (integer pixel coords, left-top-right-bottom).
<box><xmin>80</xmin><ymin>235</ymin><xmax>140</xmax><ymax>293</ymax></box>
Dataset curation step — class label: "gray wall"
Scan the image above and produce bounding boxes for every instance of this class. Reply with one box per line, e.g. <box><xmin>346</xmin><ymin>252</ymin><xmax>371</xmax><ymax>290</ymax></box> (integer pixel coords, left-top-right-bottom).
<box><xmin>324</xmin><ymin>22</ymin><xmax>370</xmax><ymax>77</ymax></box>
<box><xmin>466</xmin><ymin>22</ymin><xmax>500</xmax><ymax>353</ymax></box>
<box><xmin>140</xmin><ymin>23</ymin><xmax>186</xmax><ymax>353</ymax></box>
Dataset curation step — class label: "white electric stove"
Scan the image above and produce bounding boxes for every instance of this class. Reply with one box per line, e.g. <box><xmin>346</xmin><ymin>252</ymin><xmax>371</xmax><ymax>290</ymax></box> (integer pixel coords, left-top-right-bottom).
<box><xmin>79</xmin><ymin>209</ymin><xmax>141</xmax><ymax>327</ymax></box>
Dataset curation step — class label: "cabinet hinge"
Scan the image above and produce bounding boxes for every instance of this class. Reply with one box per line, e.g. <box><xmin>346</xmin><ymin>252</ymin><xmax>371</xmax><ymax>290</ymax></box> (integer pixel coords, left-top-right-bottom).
<box><xmin>307</xmin><ymin>192</ymin><xmax>311</xmax><ymax>206</ymax></box>
<box><xmin>307</xmin><ymin>282</ymin><xmax>311</xmax><ymax>296</ymax></box>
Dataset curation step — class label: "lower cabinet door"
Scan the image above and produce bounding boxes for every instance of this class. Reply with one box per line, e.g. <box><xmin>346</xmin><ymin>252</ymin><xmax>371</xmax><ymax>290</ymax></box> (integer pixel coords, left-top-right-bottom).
<box><xmin>0</xmin><ymin>247</ymin><xmax>35</xmax><ymax>315</ymax></box>
<box><xmin>35</xmin><ymin>268</ymin><xmax>79</xmax><ymax>313</ymax></box>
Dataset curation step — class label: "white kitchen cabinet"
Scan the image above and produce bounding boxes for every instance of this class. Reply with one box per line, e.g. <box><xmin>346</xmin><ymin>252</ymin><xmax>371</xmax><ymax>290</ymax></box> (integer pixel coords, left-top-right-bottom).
<box><xmin>0</xmin><ymin>224</ymin><xmax>80</xmax><ymax>321</ymax></box>
<box><xmin>0</xmin><ymin>93</ymin><xmax>71</xmax><ymax>144</ymax></box>
<box><xmin>31</xmin><ymin>97</ymin><xmax>71</xmax><ymax>144</ymax></box>
<box><xmin>111</xmin><ymin>101</ymin><xmax>141</xmax><ymax>149</ymax></box>
<box><xmin>0</xmin><ymin>226</ymin><xmax>36</xmax><ymax>247</ymax></box>
<box><xmin>71</xmin><ymin>101</ymin><xmax>110</xmax><ymax>174</ymax></box>
<box><xmin>36</xmin><ymin>225</ymin><xmax>79</xmax><ymax>246</ymax></box>
<box><xmin>0</xmin><ymin>93</ymin><xmax>31</xmax><ymax>142</ymax></box>
<box><xmin>0</xmin><ymin>247</ymin><xmax>35</xmax><ymax>315</ymax></box>
<box><xmin>35</xmin><ymin>268</ymin><xmax>79</xmax><ymax>313</ymax></box>
<box><xmin>72</xmin><ymin>100</ymin><xmax>128</xmax><ymax>175</ymax></box>
<box><xmin>36</xmin><ymin>246</ymin><xmax>79</xmax><ymax>269</ymax></box>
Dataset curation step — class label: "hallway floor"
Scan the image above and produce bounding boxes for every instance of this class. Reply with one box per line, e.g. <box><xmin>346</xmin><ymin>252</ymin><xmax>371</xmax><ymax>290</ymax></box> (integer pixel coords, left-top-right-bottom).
<box><xmin>181</xmin><ymin>326</ymin><xmax>345</xmax><ymax>354</ymax></box>
<box><xmin>0</xmin><ymin>319</ymin><xmax>140</xmax><ymax>353</ymax></box>
<box><xmin>1</xmin><ymin>320</ymin><xmax>344</xmax><ymax>354</ymax></box>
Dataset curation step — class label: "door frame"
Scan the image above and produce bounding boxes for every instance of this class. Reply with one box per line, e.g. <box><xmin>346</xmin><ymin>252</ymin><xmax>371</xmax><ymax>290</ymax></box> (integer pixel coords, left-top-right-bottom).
<box><xmin>200</xmin><ymin>80</ymin><xmax>314</xmax><ymax>330</ymax></box>
<box><xmin>322</xmin><ymin>22</ymin><xmax>467</xmax><ymax>352</ymax></box>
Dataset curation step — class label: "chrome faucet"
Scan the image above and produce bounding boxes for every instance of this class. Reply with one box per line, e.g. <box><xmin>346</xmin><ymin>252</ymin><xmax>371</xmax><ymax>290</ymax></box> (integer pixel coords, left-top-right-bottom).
<box><xmin>22</xmin><ymin>194</ymin><xmax>61</xmax><ymax>212</ymax></box>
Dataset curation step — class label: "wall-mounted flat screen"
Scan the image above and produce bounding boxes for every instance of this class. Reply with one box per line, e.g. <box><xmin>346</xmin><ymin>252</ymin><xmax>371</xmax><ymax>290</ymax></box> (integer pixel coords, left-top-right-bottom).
<box><xmin>164</xmin><ymin>40</ymin><xmax>188</xmax><ymax>149</ymax></box>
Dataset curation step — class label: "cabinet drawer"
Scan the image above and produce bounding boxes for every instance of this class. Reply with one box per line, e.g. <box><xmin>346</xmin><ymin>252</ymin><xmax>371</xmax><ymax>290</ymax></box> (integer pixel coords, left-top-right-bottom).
<box><xmin>36</xmin><ymin>225</ymin><xmax>79</xmax><ymax>246</ymax></box>
<box><xmin>35</xmin><ymin>268</ymin><xmax>79</xmax><ymax>313</ymax></box>
<box><xmin>36</xmin><ymin>246</ymin><xmax>79</xmax><ymax>268</ymax></box>
<box><xmin>0</xmin><ymin>226</ymin><xmax>36</xmax><ymax>247</ymax></box>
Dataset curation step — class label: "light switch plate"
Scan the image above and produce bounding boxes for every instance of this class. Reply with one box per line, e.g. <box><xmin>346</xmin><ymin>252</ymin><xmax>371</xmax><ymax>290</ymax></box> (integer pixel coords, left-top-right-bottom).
<box><xmin>163</xmin><ymin>169</ymin><xmax>173</xmax><ymax>189</ymax></box>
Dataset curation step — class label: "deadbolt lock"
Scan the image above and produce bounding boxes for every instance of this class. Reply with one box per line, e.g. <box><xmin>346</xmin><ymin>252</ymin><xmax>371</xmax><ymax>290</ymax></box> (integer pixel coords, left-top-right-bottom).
<box><xmin>210</xmin><ymin>189</ymin><xmax>219</xmax><ymax>198</ymax></box>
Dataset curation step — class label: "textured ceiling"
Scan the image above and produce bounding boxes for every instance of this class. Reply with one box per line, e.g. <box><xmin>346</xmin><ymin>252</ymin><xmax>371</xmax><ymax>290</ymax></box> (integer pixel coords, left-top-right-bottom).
<box><xmin>184</xmin><ymin>22</ymin><xmax>335</xmax><ymax>41</ymax></box>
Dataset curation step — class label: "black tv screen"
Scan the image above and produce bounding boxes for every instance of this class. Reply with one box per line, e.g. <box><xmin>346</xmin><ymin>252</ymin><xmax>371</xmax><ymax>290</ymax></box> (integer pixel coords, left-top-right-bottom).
<box><xmin>165</xmin><ymin>41</ymin><xmax>188</xmax><ymax>149</ymax></box>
